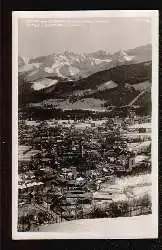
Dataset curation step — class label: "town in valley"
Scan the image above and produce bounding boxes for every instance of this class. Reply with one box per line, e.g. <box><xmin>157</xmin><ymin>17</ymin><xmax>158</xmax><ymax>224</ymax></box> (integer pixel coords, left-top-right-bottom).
<box><xmin>18</xmin><ymin>107</ymin><xmax>151</xmax><ymax>231</ymax></box>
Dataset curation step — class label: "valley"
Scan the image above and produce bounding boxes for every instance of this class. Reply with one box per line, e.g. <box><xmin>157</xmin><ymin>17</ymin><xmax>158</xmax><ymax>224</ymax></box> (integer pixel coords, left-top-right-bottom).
<box><xmin>17</xmin><ymin>44</ymin><xmax>152</xmax><ymax>232</ymax></box>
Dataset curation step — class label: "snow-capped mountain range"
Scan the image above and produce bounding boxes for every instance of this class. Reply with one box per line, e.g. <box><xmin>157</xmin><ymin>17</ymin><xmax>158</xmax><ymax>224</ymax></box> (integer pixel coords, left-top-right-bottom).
<box><xmin>19</xmin><ymin>44</ymin><xmax>151</xmax><ymax>89</ymax></box>
<box><xmin>18</xmin><ymin>44</ymin><xmax>152</xmax><ymax>114</ymax></box>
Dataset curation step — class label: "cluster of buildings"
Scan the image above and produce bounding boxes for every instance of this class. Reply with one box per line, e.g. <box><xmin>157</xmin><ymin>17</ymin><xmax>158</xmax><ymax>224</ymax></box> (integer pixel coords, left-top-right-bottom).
<box><xmin>18</xmin><ymin>114</ymin><xmax>151</xmax><ymax>228</ymax></box>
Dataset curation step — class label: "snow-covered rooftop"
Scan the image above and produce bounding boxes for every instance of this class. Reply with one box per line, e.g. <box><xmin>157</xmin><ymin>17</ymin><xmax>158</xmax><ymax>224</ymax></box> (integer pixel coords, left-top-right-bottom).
<box><xmin>18</xmin><ymin>181</ymin><xmax>43</xmax><ymax>189</ymax></box>
<box><xmin>129</xmin><ymin>123</ymin><xmax>151</xmax><ymax>129</ymax></box>
<box><xmin>135</xmin><ymin>155</ymin><xmax>149</xmax><ymax>164</ymax></box>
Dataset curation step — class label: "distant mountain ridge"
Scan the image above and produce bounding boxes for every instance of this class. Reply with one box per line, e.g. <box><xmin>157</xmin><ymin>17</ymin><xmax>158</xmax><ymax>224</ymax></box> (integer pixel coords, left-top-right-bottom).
<box><xmin>18</xmin><ymin>44</ymin><xmax>152</xmax><ymax>114</ymax></box>
<box><xmin>19</xmin><ymin>44</ymin><xmax>151</xmax><ymax>82</ymax></box>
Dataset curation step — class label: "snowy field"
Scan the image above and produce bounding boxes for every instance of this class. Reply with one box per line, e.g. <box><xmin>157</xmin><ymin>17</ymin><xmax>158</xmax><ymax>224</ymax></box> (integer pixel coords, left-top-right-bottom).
<box><xmin>127</xmin><ymin>141</ymin><xmax>151</xmax><ymax>151</ymax></box>
<box><xmin>31</xmin><ymin>79</ymin><xmax>58</xmax><ymax>91</ymax></box>
<box><xmin>29</xmin><ymin>98</ymin><xmax>106</xmax><ymax>111</ymax></box>
<box><xmin>26</xmin><ymin>118</ymin><xmax>108</xmax><ymax>129</ymax></box>
<box><xmin>100</xmin><ymin>173</ymin><xmax>151</xmax><ymax>202</ymax></box>
<box><xmin>129</xmin><ymin>123</ymin><xmax>151</xmax><ymax>129</ymax></box>
<box><xmin>38</xmin><ymin>214</ymin><xmax>156</xmax><ymax>238</ymax></box>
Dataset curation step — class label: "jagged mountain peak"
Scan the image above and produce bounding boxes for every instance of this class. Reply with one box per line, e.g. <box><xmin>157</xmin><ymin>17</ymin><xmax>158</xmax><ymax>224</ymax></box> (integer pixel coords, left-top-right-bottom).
<box><xmin>18</xmin><ymin>44</ymin><xmax>151</xmax><ymax>82</ymax></box>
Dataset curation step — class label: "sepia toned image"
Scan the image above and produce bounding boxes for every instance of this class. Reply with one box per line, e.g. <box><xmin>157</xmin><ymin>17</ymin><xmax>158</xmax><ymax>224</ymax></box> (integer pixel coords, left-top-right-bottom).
<box><xmin>12</xmin><ymin>11</ymin><xmax>158</xmax><ymax>239</ymax></box>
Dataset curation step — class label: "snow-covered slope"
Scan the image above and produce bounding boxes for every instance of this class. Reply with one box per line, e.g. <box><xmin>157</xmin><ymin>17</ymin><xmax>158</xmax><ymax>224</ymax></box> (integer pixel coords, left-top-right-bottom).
<box><xmin>38</xmin><ymin>215</ymin><xmax>155</xmax><ymax>239</ymax></box>
<box><xmin>126</xmin><ymin>44</ymin><xmax>152</xmax><ymax>63</ymax></box>
<box><xmin>112</xmin><ymin>50</ymin><xmax>135</xmax><ymax>64</ymax></box>
<box><xmin>97</xmin><ymin>81</ymin><xmax>118</xmax><ymax>91</ymax></box>
<box><xmin>31</xmin><ymin>79</ymin><xmax>58</xmax><ymax>91</ymax></box>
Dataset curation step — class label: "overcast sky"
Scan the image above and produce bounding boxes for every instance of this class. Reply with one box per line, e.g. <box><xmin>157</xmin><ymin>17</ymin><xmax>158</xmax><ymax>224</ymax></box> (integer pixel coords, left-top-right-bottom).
<box><xmin>18</xmin><ymin>17</ymin><xmax>152</xmax><ymax>58</ymax></box>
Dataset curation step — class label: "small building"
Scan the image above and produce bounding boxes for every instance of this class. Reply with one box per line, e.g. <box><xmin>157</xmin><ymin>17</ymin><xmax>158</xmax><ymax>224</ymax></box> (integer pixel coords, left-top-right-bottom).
<box><xmin>93</xmin><ymin>191</ymin><xmax>113</xmax><ymax>201</ymax></box>
<box><xmin>128</xmin><ymin>157</ymin><xmax>136</xmax><ymax>172</ymax></box>
<box><xmin>71</xmin><ymin>167</ymin><xmax>77</xmax><ymax>179</ymax></box>
<box><xmin>128</xmin><ymin>123</ymin><xmax>151</xmax><ymax>133</ymax></box>
<box><xmin>111</xmin><ymin>149</ymin><xmax>136</xmax><ymax>173</ymax></box>
<box><xmin>91</xmin><ymin>123</ymin><xmax>96</xmax><ymax>128</ymax></box>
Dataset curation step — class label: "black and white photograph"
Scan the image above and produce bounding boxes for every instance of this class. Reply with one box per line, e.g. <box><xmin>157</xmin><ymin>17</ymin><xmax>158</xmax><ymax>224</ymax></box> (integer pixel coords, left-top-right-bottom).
<box><xmin>12</xmin><ymin>11</ymin><xmax>158</xmax><ymax>239</ymax></box>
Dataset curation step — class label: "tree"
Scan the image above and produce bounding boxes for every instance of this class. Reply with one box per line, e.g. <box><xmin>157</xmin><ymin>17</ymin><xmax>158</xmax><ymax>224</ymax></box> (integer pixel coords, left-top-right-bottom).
<box><xmin>109</xmin><ymin>202</ymin><xmax>121</xmax><ymax>217</ymax></box>
<box><xmin>105</xmin><ymin>119</ymin><xmax>114</xmax><ymax>130</ymax></box>
<box><xmin>91</xmin><ymin>207</ymin><xmax>107</xmax><ymax>218</ymax></box>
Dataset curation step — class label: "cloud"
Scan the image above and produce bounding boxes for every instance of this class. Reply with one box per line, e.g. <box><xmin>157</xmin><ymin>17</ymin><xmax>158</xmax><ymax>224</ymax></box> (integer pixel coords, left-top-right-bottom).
<box><xmin>136</xmin><ymin>18</ymin><xmax>151</xmax><ymax>23</ymax></box>
<box><xmin>24</xmin><ymin>18</ymin><xmax>111</xmax><ymax>28</ymax></box>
